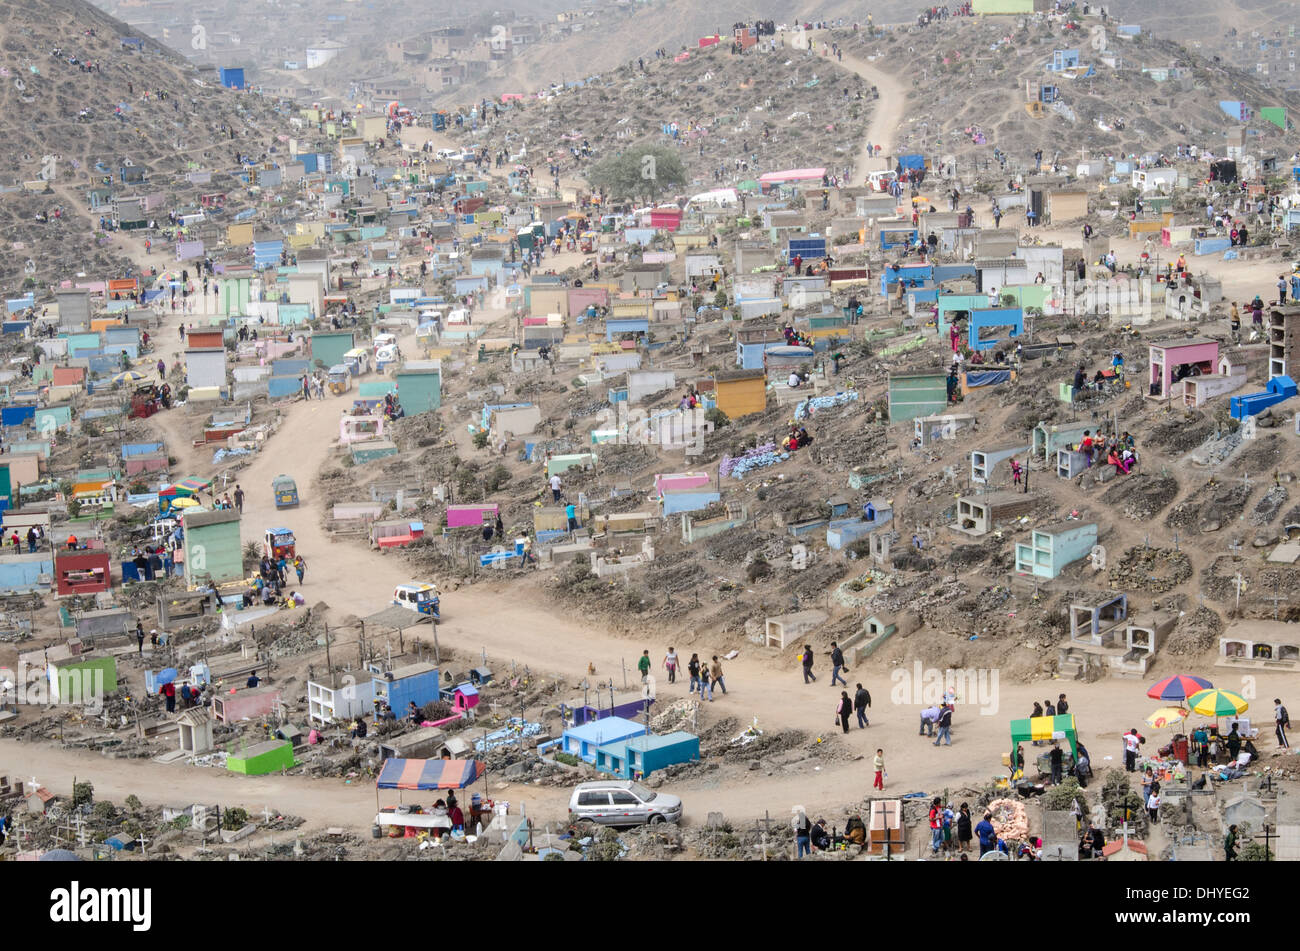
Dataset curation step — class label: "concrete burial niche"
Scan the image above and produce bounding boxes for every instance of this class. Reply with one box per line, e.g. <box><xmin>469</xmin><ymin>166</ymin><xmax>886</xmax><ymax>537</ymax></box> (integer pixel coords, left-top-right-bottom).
<box><xmin>764</xmin><ymin>609</ymin><xmax>828</xmax><ymax>649</ymax></box>
<box><xmin>952</xmin><ymin>491</ymin><xmax>1035</xmax><ymax>536</ymax></box>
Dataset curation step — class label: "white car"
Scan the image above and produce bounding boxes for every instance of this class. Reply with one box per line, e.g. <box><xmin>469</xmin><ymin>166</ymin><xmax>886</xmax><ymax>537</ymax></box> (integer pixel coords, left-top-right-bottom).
<box><xmin>568</xmin><ymin>780</ymin><xmax>682</xmax><ymax>826</ymax></box>
<box><xmin>435</xmin><ymin>148</ymin><xmax>457</xmax><ymax>160</ymax></box>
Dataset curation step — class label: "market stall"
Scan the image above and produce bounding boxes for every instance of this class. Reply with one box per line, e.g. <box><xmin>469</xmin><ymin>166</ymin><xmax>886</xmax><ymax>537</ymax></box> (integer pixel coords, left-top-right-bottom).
<box><xmin>373</xmin><ymin>757</ymin><xmax>490</xmax><ymax>836</ymax></box>
<box><xmin>1008</xmin><ymin>713</ymin><xmax>1078</xmax><ymax>761</ymax></box>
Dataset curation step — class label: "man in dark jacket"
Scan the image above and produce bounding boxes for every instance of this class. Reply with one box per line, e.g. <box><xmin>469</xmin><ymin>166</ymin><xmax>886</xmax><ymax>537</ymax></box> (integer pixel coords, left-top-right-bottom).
<box><xmin>1049</xmin><ymin>742</ymin><xmax>1064</xmax><ymax>784</ymax></box>
<box><xmin>801</xmin><ymin>644</ymin><xmax>816</xmax><ymax>684</ymax></box>
<box><xmin>829</xmin><ymin>641</ymin><xmax>847</xmax><ymax>686</ymax></box>
<box><xmin>934</xmin><ymin>704</ymin><xmax>953</xmax><ymax>746</ymax></box>
<box><xmin>1225</xmin><ymin>724</ymin><xmax>1242</xmax><ymax>761</ymax></box>
<box><xmin>854</xmin><ymin>683</ymin><xmax>871</xmax><ymax>728</ymax></box>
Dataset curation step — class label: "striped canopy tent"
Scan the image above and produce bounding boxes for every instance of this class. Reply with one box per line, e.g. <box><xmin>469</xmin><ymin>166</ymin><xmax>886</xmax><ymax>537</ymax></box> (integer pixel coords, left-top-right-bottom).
<box><xmin>375</xmin><ymin>758</ymin><xmax>485</xmax><ymax>806</ymax></box>
<box><xmin>159</xmin><ymin>476</ymin><xmax>214</xmax><ymax>501</ymax></box>
<box><xmin>1009</xmin><ymin>713</ymin><xmax>1078</xmax><ymax>761</ymax></box>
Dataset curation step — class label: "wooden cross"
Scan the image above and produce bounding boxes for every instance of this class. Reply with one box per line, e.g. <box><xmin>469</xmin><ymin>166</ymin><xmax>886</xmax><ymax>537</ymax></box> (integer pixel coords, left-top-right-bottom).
<box><xmin>1257</xmin><ymin>822</ymin><xmax>1277</xmax><ymax>860</ymax></box>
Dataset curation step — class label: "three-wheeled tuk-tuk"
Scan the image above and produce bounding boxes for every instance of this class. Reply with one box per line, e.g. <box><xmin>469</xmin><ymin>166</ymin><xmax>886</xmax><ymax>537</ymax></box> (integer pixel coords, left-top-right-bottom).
<box><xmin>328</xmin><ymin>365</ymin><xmax>352</xmax><ymax>395</ymax></box>
<box><xmin>392</xmin><ymin>582</ymin><xmax>440</xmax><ymax>621</ymax></box>
<box><xmin>264</xmin><ymin>527</ymin><xmax>296</xmax><ymax>561</ymax></box>
<box><xmin>273</xmin><ymin>474</ymin><xmax>299</xmax><ymax>509</ymax></box>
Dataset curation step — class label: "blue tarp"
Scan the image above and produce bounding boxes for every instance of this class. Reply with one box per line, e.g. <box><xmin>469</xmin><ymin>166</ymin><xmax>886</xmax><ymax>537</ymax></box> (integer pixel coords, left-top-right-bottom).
<box><xmin>966</xmin><ymin>370</ymin><xmax>1012</xmax><ymax>387</ymax></box>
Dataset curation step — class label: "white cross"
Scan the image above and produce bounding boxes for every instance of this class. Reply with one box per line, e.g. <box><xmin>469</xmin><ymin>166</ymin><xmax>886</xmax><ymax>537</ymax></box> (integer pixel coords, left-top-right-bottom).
<box><xmin>262</xmin><ymin>806</ymin><xmax>274</xmax><ymax>823</ymax></box>
<box><xmin>137</xmin><ymin>833</ymin><xmax>149</xmax><ymax>857</ymax></box>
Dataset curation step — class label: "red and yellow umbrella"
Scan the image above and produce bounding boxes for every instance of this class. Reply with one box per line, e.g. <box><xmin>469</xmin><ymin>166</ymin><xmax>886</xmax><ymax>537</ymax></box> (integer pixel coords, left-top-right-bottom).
<box><xmin>1146</xmin><ymin>674</ymin><xmax>1213</xmax><ymax>703</ymax></box>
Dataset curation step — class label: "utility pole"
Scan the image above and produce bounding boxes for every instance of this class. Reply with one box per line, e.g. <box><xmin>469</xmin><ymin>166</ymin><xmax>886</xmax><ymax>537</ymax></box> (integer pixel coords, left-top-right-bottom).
<box><xmin>323</xmin><ymin>620</ymin><xmax>332</xmax><ymax>683</ymax></box>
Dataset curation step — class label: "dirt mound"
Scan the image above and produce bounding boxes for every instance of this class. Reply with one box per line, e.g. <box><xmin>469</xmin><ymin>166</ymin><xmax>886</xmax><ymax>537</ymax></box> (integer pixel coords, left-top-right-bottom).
<box><xmin>1164</xmin><ymin>606</ymin><xmax>1225</xmax><ymax>656</ymax></box>
<box><xmin>1107</xmin><ymin>547</ymin><xmax>1193</xmax><ymax>594</ymax></box>
<box><xmin>1146</xmin><ymin>413</ymin><xmax>1217</xmax><ymax>454</ymax></box>
<box><xmin>1251</xmin><ymin>486</ymin><xmax>1288</xmax><ymax>526</ymax></box>
<box><xmin>1101</xmin><ymin>473</ymin><xmax>1179</xmax><ymax>521</ymax></box>
<box><xmin>1166</xmin><ymin>481</ymin><xmax>1252</xmax><ymax>534</ymax></box>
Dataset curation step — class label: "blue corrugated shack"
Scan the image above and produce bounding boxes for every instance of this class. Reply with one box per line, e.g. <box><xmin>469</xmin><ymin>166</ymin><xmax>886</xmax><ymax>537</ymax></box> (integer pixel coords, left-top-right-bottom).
<box><xmin>372</xmin><ymin>662</ymin><xmax>440</xmax><ymax>716</ymax></box>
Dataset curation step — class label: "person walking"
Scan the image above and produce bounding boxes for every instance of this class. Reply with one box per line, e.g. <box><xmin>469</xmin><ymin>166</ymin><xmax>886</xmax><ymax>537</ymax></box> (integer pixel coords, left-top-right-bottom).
<box><xmin>934</xmin><ymin>704</ymin><xmax>953</xmax><ymax>746</ymax></box>
<box><xmin>957</xmin><ymin>803</ymin><xmax>973</xmax><ymax>854</ymax></box>
<box><xmin>853</xmin><ymin>683</ymin><xmax>871</xmax><ymax>728</ymax></box>
<box><xmin>801</xmin><ymin>644</ymin><xmax>816</xmax><ymax>683</ymax></box>
<box><xmin>637</xmin><ymin>650</ymin><xmax>651</xmax><ymax>683</ymax></box>
<box><xmin>710</xmin><ymin>656</ymin><xmax>726</xmax><ymax>696</ymax></box>
<box><xmin>837</xmin><ymin>691</ymin><xmax>853</xmax><ymax>734</ymax></box>
<box><xmin>872</xmin><ymin>749</ymin><xmax>886</xmax><ymax>791</ymax></box>
<box><xmin>1275</xmin><ymin>698</ymin><xmax>1291</xmax><ymax>749</ymax></box>
<box><xmin>975</xmin><ymin>812</ymin><xmax>996</xmax><ymax>857</ymax></box>
<box><xmin>663</xmin><ymin>647</ymin><xmax>679</xmax><ymax>684</ymax></box>
<box><xmin>233</xmin><ymin>484</ymin><xmax>244</xmax><ymax>513</ymax></box>
<box><xmin>687</xmin><ymin>653</ymin><xmax>702</xmax><ymax>695</ymax></box>
<box><xmin>1146</xmin><ymin>784</ymin><xmax>1161</xmax><ymax>825</ymax></box>
<box><xmin>293</xmin><ymin>556</ymin><xmax>305</xmax><ymax>586</ymax></box>
<box><xmin>549</xmin><ymin>473</ymin><xmax>562</xmax><ymax>502</ymax></box>
<box><xmin>1225</xmin><ymin>824</ymin><xmax>1239</xmax><ymax>861</ymax></box>
<box><xmin>135</xmin><ymin>621</ymin><xmax>145</xmax><ymax>655</ymax></box>
<box><xmin>829</xmin><ymin>641</ymin><xmax>847</xmax><ymax>686</ymax></box>
<box><xmin>1044</xmin><ymin>698</ymin><xmax>1056</xmax><ymax>718</ymax></box>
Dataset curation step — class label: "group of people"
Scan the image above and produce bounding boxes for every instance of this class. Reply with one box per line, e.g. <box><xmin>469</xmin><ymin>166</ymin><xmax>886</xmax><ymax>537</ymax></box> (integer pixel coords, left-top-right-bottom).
<box><xmin>927</xmin><ymin>800</ymin><xmax>978</xmax><ymax>855</ymax></box>
<box><xmin>780</xmin><ymin>424</ymin><xmax>813</xmax><ymax>453</ymax></box>
<box><xmin>680</xmin><ymin>652</ymin><xmax>726</xmax><ymax>701</ymax></box>
<box><xmin>782</xmin><ymin>324</ymin><xmax>814</xmax><ymax>349</ymax></box>
<box><xmin>382</xmin><ymin>392</ymin><xmax>405</xmax><ymax>421</ymax></box>
<box><xmin>1073</xmin><ymin>428</ymin><xmax>1138</xmax><ymax>474</ymax></box>
<box><xmin>6</xmin><ymin>524</ymin><xmax>44</xmax><ymax>553</ymax></box>
<box><xmin>242</xmin><ymin>551</ymin><xmax>306</xmax><ymax>608</ymax></box>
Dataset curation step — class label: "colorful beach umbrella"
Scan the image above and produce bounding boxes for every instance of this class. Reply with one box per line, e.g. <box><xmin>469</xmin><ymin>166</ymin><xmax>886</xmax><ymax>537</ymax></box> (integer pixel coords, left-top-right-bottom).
<box><xmin>112</xmin><ymin>370</ymin><xmax>147</xmax><ymax>384</ymax></box>
<box><xmin>1146</xmin><ymin>674</ymin><xmax>1213</xmax><ymax>702</ymax></box>
<box><xmin>1185</xmin><ymin>689</ymin><xmax>1248</xmax><ymax>718</ymax></box>
<box><xmin>1145</xmin><ymin>707</ymin><xmax>1189</xmax><ymax>730</ymax></box>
